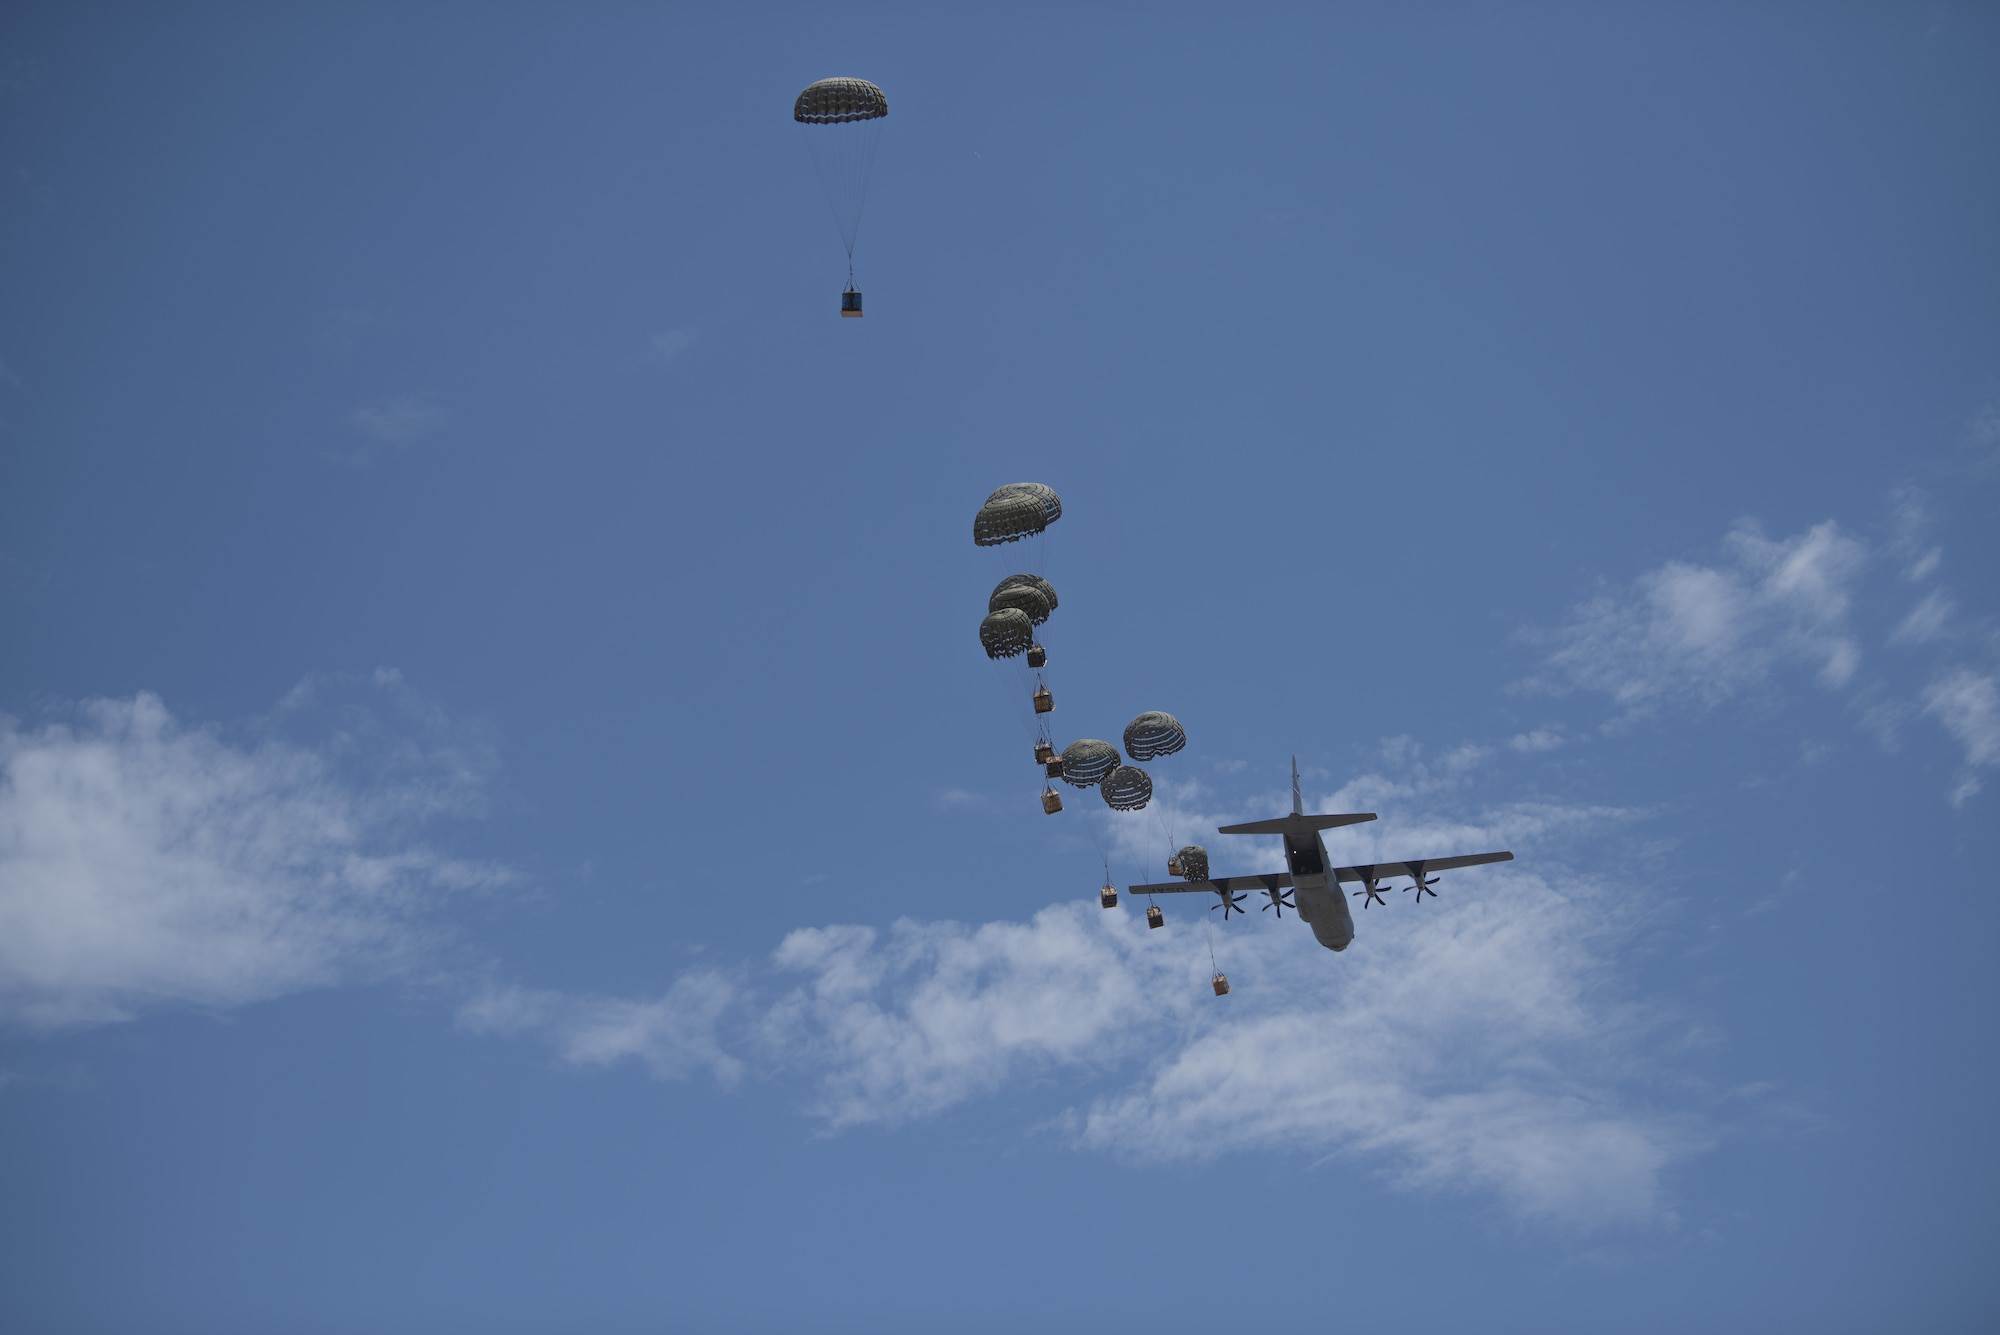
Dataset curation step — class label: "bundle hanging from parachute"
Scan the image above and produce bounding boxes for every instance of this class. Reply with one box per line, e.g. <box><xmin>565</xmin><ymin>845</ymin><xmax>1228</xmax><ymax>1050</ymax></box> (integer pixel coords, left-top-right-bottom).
<box><xmin>1101</xmin><ymin>764</ymin><xmax>1153</xmax><ymax>811</ymax></box>
<box><xmin>1058</xmin><ymin>739</ymin><xmax>1120</xmax><ymax>788</ymax></box>
<box><xmin>1123</xmin><ymin>711</ymin><xmax>1186</xmax><ymax>761</ymax></box>
<box><xmin>973</xmin><ymin>484</ymin><xmax>1062</xmax><ymax>547</ymax></box>
<box><xmin>794</xmin><ymin>78</ymin><xmax>888</xmax><ymax>312</ymax></box>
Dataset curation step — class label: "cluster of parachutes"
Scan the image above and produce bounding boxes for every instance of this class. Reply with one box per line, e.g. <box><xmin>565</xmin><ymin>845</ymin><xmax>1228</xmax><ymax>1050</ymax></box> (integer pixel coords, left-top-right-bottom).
<box><xmin>973</xmin><ymin>482</ymin><xmax>1187</xmax><ymax>814</ymax></box>
<box><xmin>1054</xmin><ymin>711</ymin><xmax>1187</xmax><ymax>813</ymax></box>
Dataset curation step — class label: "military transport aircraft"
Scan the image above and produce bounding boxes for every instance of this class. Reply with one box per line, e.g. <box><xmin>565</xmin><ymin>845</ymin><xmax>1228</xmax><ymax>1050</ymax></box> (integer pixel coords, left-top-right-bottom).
<box><xmin>1126</xmin><ymin>759</ymin><xmax>1513</xmax><ymax>952</ymax></box>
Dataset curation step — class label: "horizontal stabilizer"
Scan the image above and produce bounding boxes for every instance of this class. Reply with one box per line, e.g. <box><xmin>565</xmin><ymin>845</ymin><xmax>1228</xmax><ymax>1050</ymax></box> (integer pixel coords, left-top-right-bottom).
<box><xmin>1217</xmin><ymin>812</ymin><xmax>1376</xmax><ymax>836</ymax></box>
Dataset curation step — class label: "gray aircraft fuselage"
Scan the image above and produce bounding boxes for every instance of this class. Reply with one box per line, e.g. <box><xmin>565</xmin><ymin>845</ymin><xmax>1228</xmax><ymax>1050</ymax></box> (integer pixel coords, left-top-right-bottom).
<box><xmin>1283</xmin><ymin>827</ymin><xmax>1356</xmax><ymax>951</ymax></box>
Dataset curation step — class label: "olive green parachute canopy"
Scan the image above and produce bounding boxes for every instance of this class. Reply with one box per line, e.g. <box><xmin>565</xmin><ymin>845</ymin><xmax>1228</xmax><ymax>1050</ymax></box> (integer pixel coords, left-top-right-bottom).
<box><xmin>1176</xmin><ymin>845</ymin><xmax>1210</xmax><ymax>881</ymax></box>
<box><xmin>794</xmin><ymin>78</ymin><xmax>889</xmax><ymax>123</ymax></box>
<box><xmin>1058</xmin><ymin>739</ymin><xmax>1120</xmax><ymax>788</ymax></box>
<box><xmin>992</xmin><ymin>574</ymin><xmax>1058</xmax><ymax>621</ymax></box>
<box><xmin>972</xmin><ymin>483</ymin><xmax>1063</xmax><ymax>547</ymax></box>
<box><xmin>1100</xmin><ymin>765</ymin><xmax>1153</xmax><ymax>811</ymax></box>
<box><xmin>979</xmin><ymin>608</ymin><xmax>1035</xmax><ymax>659</ymax></box>
<box><xmin>987</xmin><ymin>582</ymin><xmax>1050</xmax><ymax>624</ymax></box>
<box><xmin>1123</xmin><ymin>711</ymin><xmax>1186</xmax><ymax>761</ymax></box>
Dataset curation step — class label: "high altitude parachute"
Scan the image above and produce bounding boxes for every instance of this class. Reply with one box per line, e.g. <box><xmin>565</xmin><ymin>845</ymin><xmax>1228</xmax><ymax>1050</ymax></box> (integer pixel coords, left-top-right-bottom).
<box><xmin>988</xmin><ymin>581</ymin><xmax>1051</xmax><ymax>624</ymax></box>
<box><xmin>794</xmin><ymin>78</ymin><xmax>887</xmax><ymax>316</ymax></box>
<box><xmin>979</xmin><ymin>608</ymin><xmax>1036</xmax><ymax>659</ymax></box>
<box><xmin>1058</xmin><ymin>739</ymin><xmax>1120</xmax><ymax>787</ymax></box>
<box><xmin>991</xmin><ymin>574</ymin><xmax>1056</xmax><ymax>623</ymax></box>
<box><xmin>1123</xmin><ymin>712</ymin><xmax>1186</xmax><ymax>761</ymax></box>
<box><xmin>1100</xmin><ymin>765</ymin><xmax>1154</xmax><ymax>811</ymax></box>
<box><xmin>973</xmin><ymin>484</ymin><xmax>1062</xmax><ymax>546</ymax></box>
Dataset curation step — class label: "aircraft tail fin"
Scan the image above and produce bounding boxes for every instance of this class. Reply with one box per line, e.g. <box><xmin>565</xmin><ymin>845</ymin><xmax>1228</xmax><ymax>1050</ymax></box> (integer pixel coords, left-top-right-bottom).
<box><xmin>1291</xmin><ymin>756</ymin><xmax>1302</xmax><ymax>815</ymax></box>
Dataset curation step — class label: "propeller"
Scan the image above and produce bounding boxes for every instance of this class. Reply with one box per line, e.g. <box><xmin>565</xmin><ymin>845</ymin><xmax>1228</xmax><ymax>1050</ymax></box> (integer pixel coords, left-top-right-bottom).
<box><xmin>1211</xmin><ymin>889</ymin><xmax>1248</xmax><ymax>919</ymax></box>
<box><xmin>1261</xmin><ymin>888</ymin><xmax>1295</xmax><ymax>917</ymax></box>
<box><xmin>1406</xmin><ymin>874</ymin><xmax>1441</xmax><ymax>902</ymax></box>
<box><xmin>1351</xmin><ymin>877</ymin><xmax>1389</xmax><ymax>909</ymax></box>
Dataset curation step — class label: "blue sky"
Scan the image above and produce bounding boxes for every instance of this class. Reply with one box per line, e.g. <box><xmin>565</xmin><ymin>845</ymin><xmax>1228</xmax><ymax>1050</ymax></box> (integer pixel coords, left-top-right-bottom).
<box><xmin>2</xmin><ymin>3</ymin><xmax>1997</xmax><ymax>1331</ymax></box>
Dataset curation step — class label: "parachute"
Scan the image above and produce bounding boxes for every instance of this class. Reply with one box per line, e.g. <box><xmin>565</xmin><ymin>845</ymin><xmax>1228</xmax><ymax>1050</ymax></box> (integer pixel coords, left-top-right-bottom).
<box><xmin>1058</xmin><ymin>739</ymin><xmax>1120</xmax><ymax>788</ymax></box>
<box><xmin>991</xmin><ymin>574</ymin><xmax>1056</xmax><ymax>623</ymax></box>
<box><xmin>1100</xmin><ymin>765</ymin><xmax>1153</xmax><ymax>811</ymax></box>
<box><xmin>979</xmin><ymin>608</ymin><xmax>1036</xmax><ymax>659</ymax></box>
<box><xmin>1174</xmin><ymin>845</ymin><xmax>1210</xmax><ymax>881</ymax></box>
<box><xmin>988</xmin><ymin>582</ymin><xmax>1051</xmax><ymax>624</ymax></box>
<box><xmin>1123</xmin><ymin>711</ymin><xmax>1186</xmax><ymax>761</ymax></box>
<box><xmin>794</xmin><ymin>78</ymin><xmax>887</xmax><ymax>314</ymax></box>
<box><xmin>973</xmin><ymin>484</ymin><xmax>1062</xmax><ymax>546</ymax></box>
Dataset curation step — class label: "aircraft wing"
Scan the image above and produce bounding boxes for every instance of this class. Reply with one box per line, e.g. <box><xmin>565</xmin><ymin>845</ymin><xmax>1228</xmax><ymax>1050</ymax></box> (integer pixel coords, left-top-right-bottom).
<box><xmin>1335</xmin><ymin>852</ymin><xmax>1513</xmax><ymax>882</ymax></box>
<box><xmin>1126</xmin><ymin>873</ymin><xmax>1295</xmax><ymax>896</ymax></box>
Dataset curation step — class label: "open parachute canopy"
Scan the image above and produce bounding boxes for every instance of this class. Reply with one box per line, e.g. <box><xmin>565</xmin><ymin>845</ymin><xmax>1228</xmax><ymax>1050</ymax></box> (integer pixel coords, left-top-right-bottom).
<box><xmin>1123</xmin><ymin>711</ymin><xmax>1186</xmax><ymax>761</ymax></box>
<box><xmin>1058</xmin><ymin>739</ymin><xmax>1120</xmax><ymax>788</ymax></box>
<box><xmin>988</xmin><ymin>581</ymin><xmax>1051</xmax><ymax>624</ymax></box>
<box><xmin>973</xmin><ymin>483</ymin><xmax>1063</xmax><ymax>547</ymax></box>
<box><xmin>992</xmin><ymin>574</ymin><xmax>1058</xmax><ymax>620</ymax></box>
<box><xmin>794</xmin><ymin>77</ymin><xmax>888</xmax><ymax>123</ymax></box>
<box><xmin>794</xmin><ymin>78</ymin><xmax>888</xmax><ymax>296</ymax></box>
<box><xmin>979</xmin><ymin>608</ymin><xmax>1036</xmax><ymax>659</ymax></box>
<box><xmin>1175</xmin><ymin>845</ymin><xmax>1210</xmax><ymax>881</ymax></box>
<box><xmin>1101</xmin><ymin>764</ymin><xmax>1154</xmax><ymax>811</ymax></box>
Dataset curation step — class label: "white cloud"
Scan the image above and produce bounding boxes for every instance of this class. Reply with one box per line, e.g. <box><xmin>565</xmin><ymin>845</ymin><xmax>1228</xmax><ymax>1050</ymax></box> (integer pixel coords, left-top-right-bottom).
<box><xmin>458</xmin><ymin>975</ymin><xmax>742</xmax><ymax>1085</ymax></box>
<box><xmin>1890</xmin><ymin>590</ymin><xmax>1954</xmax><ymax>646</ymax></box>
<box><xmin>0</xmin><ymin>690</ymin><xmax>502</xmax><ymax>1030</ymax></box>
<box><xmin>1885</xmin><ymin>484</ymin><xmax>1943</xmax><ymax>582</ymax></box>
<box><xmin>644</xmin><ymin>329</ymin><xmax>695</xmax><ymax>365</ymax></box>
<box><xmin>347</xmin><ymin>393</ymin><xmax>447</xmax><ymax>445</ymax></box>
<box><xmin>1921</xmin><ymin>670</ymin><xmax>2000</xmax><ymax>805</ymax></box>
<box><xmin>1538</xmin><ymin>520</ymin><xmax>1866</xmax><ymax>713</ymax></box>
<box><xmin>484</xmin><ymin>766</ymin><xmax>1687</xmax><ymax>1229</ymax></box>
<box><xmin>1510</xmin><ymin>728</ymin><xmax>1566</xmax><ymax>753</ymax></box>
<box><xmin>1075</xmin><ymin>873</ymin><xmax>1691</xmax><ymax>1228</ymax></box>
<box><xmin>753</xmin><ymin>838</ymin><xmax>1686</xmax><ymax>1227</ymax></box>
<box><xmin>760</xmin><ymin>910</ymin><xmax>1189</xmax><ymax>1128</ymax></box>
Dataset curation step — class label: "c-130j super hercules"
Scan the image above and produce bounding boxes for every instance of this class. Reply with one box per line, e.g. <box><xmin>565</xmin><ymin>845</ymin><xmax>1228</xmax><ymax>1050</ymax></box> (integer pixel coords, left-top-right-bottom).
<box><xmin>1124</xmin><ymin>759</ymin><xmax>1514</xmax><ymax>954</ymax></box>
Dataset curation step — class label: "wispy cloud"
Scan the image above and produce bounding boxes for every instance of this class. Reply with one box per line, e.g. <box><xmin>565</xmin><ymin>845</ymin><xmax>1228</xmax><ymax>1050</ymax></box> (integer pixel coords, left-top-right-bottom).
<box><xmin>1921</xmin><ymin>670</ymin><xmax>2000</xmax><ymax>806</ymax></box>
<box><xmin>1536</xmin><ymin>520</ymin><xmax>1866</xmax><ymax>714</ymax></box>
<box><xmin>1073</xmin><ymin>870</ymin><xmax>1694</xmax><ymax>1228</ymax></box>
<box><xmin>1528</xmin><ymin>495</ymin><xmax>1997</xmax><ymax>806</ymax></box>
<box><xmin>346</xmin><ymin>394</ymin><xmax>447</xmax><ymax>450</ymax></box>
<box><xmin>1890</xmin><ymin>590</ymin><xmax>1954</xmax><ymax>647</ymax></box>
<box><xmin>0</xmin><ymin>684</ymin><xmax>504</xmax><ymax>1030</ymax></box>
<box><xmin>458</xmin><ymin>976</ymin><xmax>743</xmax><ymax>1084</ymax></box>
<box><xmin>643</xmin><ymin>329</ymin><xmax>695</xmax><ymax>365</ymax></box>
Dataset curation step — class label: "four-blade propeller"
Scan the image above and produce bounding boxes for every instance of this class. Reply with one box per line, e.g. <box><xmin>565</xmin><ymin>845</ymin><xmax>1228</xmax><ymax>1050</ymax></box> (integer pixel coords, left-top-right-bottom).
<box><xmin>1351</xmin><ymin>876</ymin><xmax>1389</xmax><ymax>909</ymax></box>
<box><xmin>1405</xmin><ymin>874</ymin><xmax>1441</xmax><ymax>902</ymax></box>
<box><xmin>1211</xmin><ymin>888</ymin><xmax>1249</xmax><ymax>919</ymax></box>
<box><xmin>1260</xmin><ymin>887</ymin><xmax>1296</xmax><ymax>917</ymax></box>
